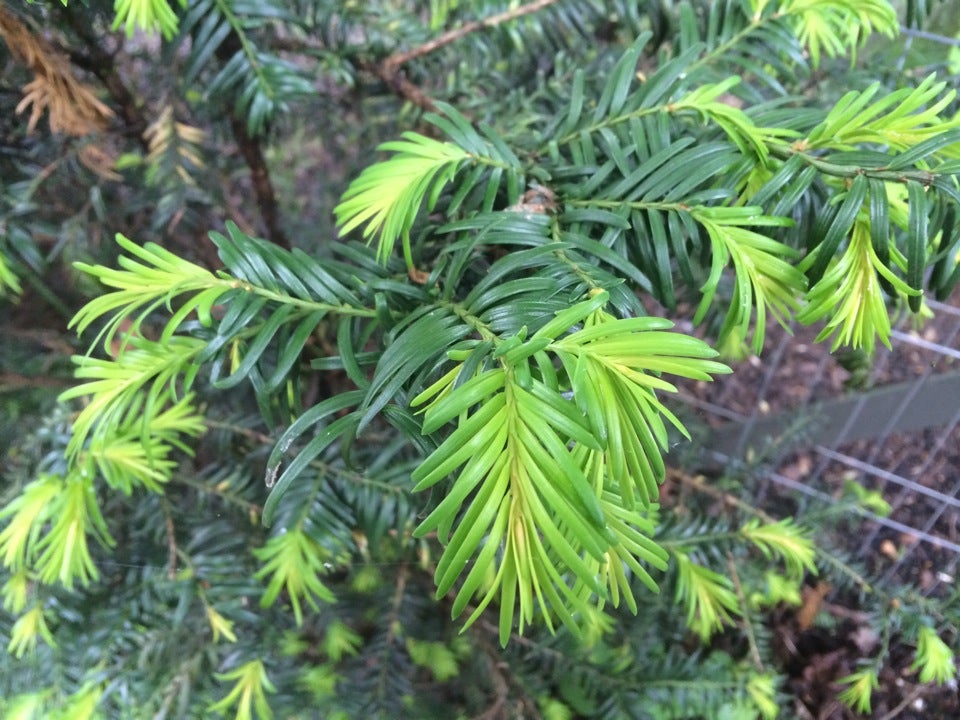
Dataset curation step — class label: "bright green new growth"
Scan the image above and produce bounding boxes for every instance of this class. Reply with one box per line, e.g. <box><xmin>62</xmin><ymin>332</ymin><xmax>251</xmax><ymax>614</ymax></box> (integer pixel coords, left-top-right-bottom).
<box><xmin>411</xmin><ymin>295</ymin><xmax>730</xmax><ymax>644</ymax></box>
<box><xmin>0</xmin><ymin>253</ymin><xmax>22</xmax><ymax>296</ymax></box>
<box><xmin>6</xmin><ymin>605</ymin><xmax>57</xmax><ymax>659</ymax></box>
<box><xmin>799</xmin><ymin>212</ymin><xmax>918</xmax><ymax>352</ymax></box>
<box><xmin>334</xmin><ymin>134</ymin><xmax>472</xmax><ymax>266</ymax></box>
<box><xmin>839</xmin><ymin>624</ymin><xmax>959</xmax><ymax>715</ymax></box>
<box><xmin>662</xmin><ymin>516</ymin><xmax>817</xmax><ymax>643</ymax></box>
<box><xmin>112</xmin><ymin>0</ymin><xmax>186</xmax><ymax>41</ymax></box>
<box><xmin>911</xmin><ymin>626</ymin><xmax>958</xmax><ymax>685</ymax></box>
<box><xmin>777</xmin><ymin>0</ymin><xmax>897</xmax><ymax>66</ymax></box>
<box><xmin>254</xmin><ymin>529</ymin><xmax>336</xmax><ymax>626</ymax></box>
<box><xmin>16</xmin><ymin>0</ymin><xmax>960</xmax><ymax>647</ymax></box>
<box><xmin>837</xmin><ymin>667</ymin><xmax>880</xmax><ymax>714</ymax></box>
<box><xmin>0</xmin><ymin>473</ymin><xmax>113</xmax><ymax>591</ymax></box>
<box><xmin>4</xmin><ymin>0</ymin><xmax>960</xmax><ymax>717</ymax></box>
<box><xmin>207</xmin><ymin>660</ymin><xmax>276</xmax><ymax>720</ymax></box>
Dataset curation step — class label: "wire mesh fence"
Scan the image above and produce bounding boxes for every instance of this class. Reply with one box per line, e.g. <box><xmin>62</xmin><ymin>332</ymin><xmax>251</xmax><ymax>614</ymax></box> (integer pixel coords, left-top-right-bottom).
<box><xmin>676</xmin><ymin>294</ymin><xmax>960</xmax><ymax>601</ymax></box>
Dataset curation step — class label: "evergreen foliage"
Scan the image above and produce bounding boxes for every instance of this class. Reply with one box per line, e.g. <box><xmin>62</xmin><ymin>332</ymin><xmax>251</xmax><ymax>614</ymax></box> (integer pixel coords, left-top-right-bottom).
<box><xmin>1</xmin><ymin>0</ymin><xmax>959</xmax><ymax>717</ymax></box>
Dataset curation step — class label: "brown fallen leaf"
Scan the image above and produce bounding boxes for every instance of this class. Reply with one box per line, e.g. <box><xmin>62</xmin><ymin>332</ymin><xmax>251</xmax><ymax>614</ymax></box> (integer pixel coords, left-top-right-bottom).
<box><xmin>797</xmin><ymin>582</ymin><xmax>831</xmax><ymax>631</ymax></box>
<box><xmin>880</xmin><ymin>539</ymin><xmax>898</xmax><ymax>559</ymax></box>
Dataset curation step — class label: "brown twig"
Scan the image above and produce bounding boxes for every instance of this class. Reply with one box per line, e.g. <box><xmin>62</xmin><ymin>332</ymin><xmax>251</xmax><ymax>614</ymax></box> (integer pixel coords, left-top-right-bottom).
<box><xmin>0</xmin><ymin>372</ymin><xmax>72</xmax><ymax>390</ymax></box>
<box><xmin>203</xmin><ymin>418</ymin><xmax>274</xmax><ymax>445</ymax></box>
<box><xmin>215</xmin><ymin>36</ymin><xmax>290</xmax><ymax>249</ymax></box>
<box><xmin>371</xmin><ymin>0</ymin><xmax>561</xmax><ymax>113</ymax></box>
<box><xmin>1</xmin><ymin>328</ymin><xmax>76</xmax><ymax>355</ymax></box>
<box><xmin>876</xmin><ymin>683</ymin><xmax>926</xmax><ymax>720</ymax></box>
<box><xmin>471</xmin><ymin>631</ymin><xmax>512</xmax><ymax>720</ymax></box>
<box><xmin>266</xmin><ymin>36</ymin><xmax>430</xmax><ymax>111</ymax></box>
<box><xmin>172</xmin><ymin>474</ymin><xmax>264</xmax><ymax>515</ymax></box>
<box><xmin>363</xmin><ymin>60</ymin><xmax>438</xmax><ymax>113</ymax></box>
<box><xmin>272</xmin><ymin>1</ymin><xmax>560</xmax><ymax>114</ymax></box>
<box><xmin>226</xmin><ymin>112</ymin><xmax>290</xmax><ymax>249</ymax></box>
<box><xmin>666</xmin><ymin>467</ymin><xmax>779</xmax><ymax>524</ymax></box>
<box><xmin>383</xmin><ymin>0</ymin><xmax>561</xmax><ymax>70</ymax></box>
<box><xmin>472</xmin><ymin>620</ymin><xmax>544</xmax><ymax>720</ymax></box>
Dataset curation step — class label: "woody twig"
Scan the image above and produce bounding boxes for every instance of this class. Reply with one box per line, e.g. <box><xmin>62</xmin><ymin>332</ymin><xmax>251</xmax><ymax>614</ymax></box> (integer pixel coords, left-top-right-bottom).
<box><xmin>382</xmin><ymin>0</ymin><xmax>561</xmax><ymax>71</ymax></box>
<box><xmin>376</xmin><ymin>0</ymin><xmax>561</xmax><ymax>112</ymax></box>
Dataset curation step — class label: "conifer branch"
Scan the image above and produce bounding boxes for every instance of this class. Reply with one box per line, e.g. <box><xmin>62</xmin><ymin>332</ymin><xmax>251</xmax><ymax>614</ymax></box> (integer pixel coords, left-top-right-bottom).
<box><xmin>727</xmin><ymin>551</ymin><xmax>764</xmax><ymax>672</ymax></box>
<box><xmin>371</xmin><ymin>0</ymin><xmax>562</xmax><ymax>113</ymax></box>
<box><xmin>7</xmin><ymin>2</ymin><xmax>960</xmax><ymax>715</ymax></box>
<box><xmin>363</xmin><ymin>59</ymin><xmax>438</xmax><ymax>113</ymax></box>
<box><xmin>383</xmin><ymin>0</ymin><xmax>562</xmax><ymax>70</ymax></box>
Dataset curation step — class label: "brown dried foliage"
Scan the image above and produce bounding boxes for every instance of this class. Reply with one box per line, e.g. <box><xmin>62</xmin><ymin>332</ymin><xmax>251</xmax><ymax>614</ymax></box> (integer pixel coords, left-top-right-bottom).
<box><xmin>0</xmin><ymin>6</ymin><xmax>114</xmax><ymax>138</ymax></box>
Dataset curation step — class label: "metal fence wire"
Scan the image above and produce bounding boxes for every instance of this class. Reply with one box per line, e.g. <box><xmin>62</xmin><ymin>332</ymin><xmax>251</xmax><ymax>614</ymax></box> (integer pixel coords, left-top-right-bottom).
<box><xmin>676</xmin><ymin>295</ymin><xmax>960</xmax><ymax>599</ymax></box>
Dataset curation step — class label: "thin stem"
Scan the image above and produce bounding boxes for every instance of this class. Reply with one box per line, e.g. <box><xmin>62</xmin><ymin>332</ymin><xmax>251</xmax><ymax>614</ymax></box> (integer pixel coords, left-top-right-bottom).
<box><xmin>813</xmin><ymin>547</ymin><xmax>874</xmax><ymax>594</ymax></box>
<box><xmin>638</xmin><ymin>678</ymin><xmax>743</xmax><ymax>690</ymax></box>
<box><xmin>226</xmin><ymin>278</ymin><xmax>378</xmax><ymax>317</ymax></box>
<box><xmin>438</xmin><ymin>298</ymin><xmax>499</xmax><ymax>343</ymax></box>
<box><xmin>471</xmin><ymin>630</ymin><xmax>512</xmax><ymax>720</ymax></box>
<box><xmin>383</xmin><ymin>0</ymin><xmax>561</xmax><ymax>70</ymax></box>
<box><xmin>557</xmin><ymin>105</ymin><xmax>662</xmax><ymax>147</ymax></box>
<box><xmin>265</xmin><ymin>36</ymin><xmax>439</xmax><ymax>112</ymax></box>
<box><xmin>669</xmin><ymin>469</ymin><xmax>779</xmax><ymax>524</ymax></box>
<box><xmin>685</xmin><ymin>12</ymin><xmax>775</xmax><ymax>77</ymax></box>
<box><xmin>550</xmin><ymin>8</ymin><xmax>774</xmax><ymax>148</ymax></box>
<box><xmin>376</xmin><ymin>561</ymin><xmax>410</xmax><ymax>703</ymax></box>
<box><xmin>768</xmin><ymin>143</ymin><xmax>938</xmax><ymax>186</ymax></box>
<box><xmin>661</xmin><ymin>530</ymin><xmax>743</xmax><ymax>549</ymax></box>
<box><xmin>227</xmin><ymin>112</ymin><xmax>290</xmax><ymax>248</ymax></box>
<box><xmin>213</xmin><ymin>0</ymin><xmax>290</xmax><ymax>248</ymax></box>
<box><xmin>727</xmin><ymin>551</ymin><xmax>764</xmax><ymax>672</ymax></box>
<box><xmin>11</xmin><ymin>250</ymin><xmax>77</xmax><ymax>321</ymax></box>
<box><xmin>897</xmin><ymin>26</ymin><xmax>960</xmax><ymax>48</ymax></box>
<box><xmin>0</xmin><ymin>372</ymin><xmax>72</xmax><ymax>391</ymax></box>
<box><xmin>876</xmin><ymin>683</ymin><xmax>927</xmax><ymax>720</ymax></box>
<box><xmin>550</xmin><ymin>14</ymin><xmax>775</xmax><ymax>146</ymax></box>
<box><xmin>552</xmin><ymin>247</ymin><xmax>605</xmax><ymax>290</ymax></box>
<box><xmin>368</xmin><ymin>0</ymin><xmax>562</xmax><ymax>113</ymax></box>
<box><xmin>173</xmin><ymin>473</ymin><xmax>264</xmax><ymax>514</ymax></box>
<box><xmin>565</xmin><ymin>198</ymin><xmax>691</xmax><ymax>212</ymax></box>
<box><xmin>212</xmin><ymin>0</ymin><xmax>273</xmax><ymax>106</ymax></box>
<box><xmin>670</xmin><ymin>468</ymin><xmax>876</xmax><ymax>592</ymax></box>
<box><xmin>547</xmin><ymin>217</ymin><xmax>612</xmax><ymax>293</ymax></box>
<box><xmin>203</xmin><ymin>418</ymin><xmax>273</xmax><ymax>445</ymax></box>
<box><xmin>363</xmin><ymin>59</ymin><xmax>438</xmax><ymax>113</ymax></box>
<box><xmin>160</xmin><ymin>496</ymin><xmax>179</xmax><ymax>580</ymax></box>
<box><xmin>62</xmin><ymin>5</ymin><xmax>150</xmax><ymax>147</ymax></box>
